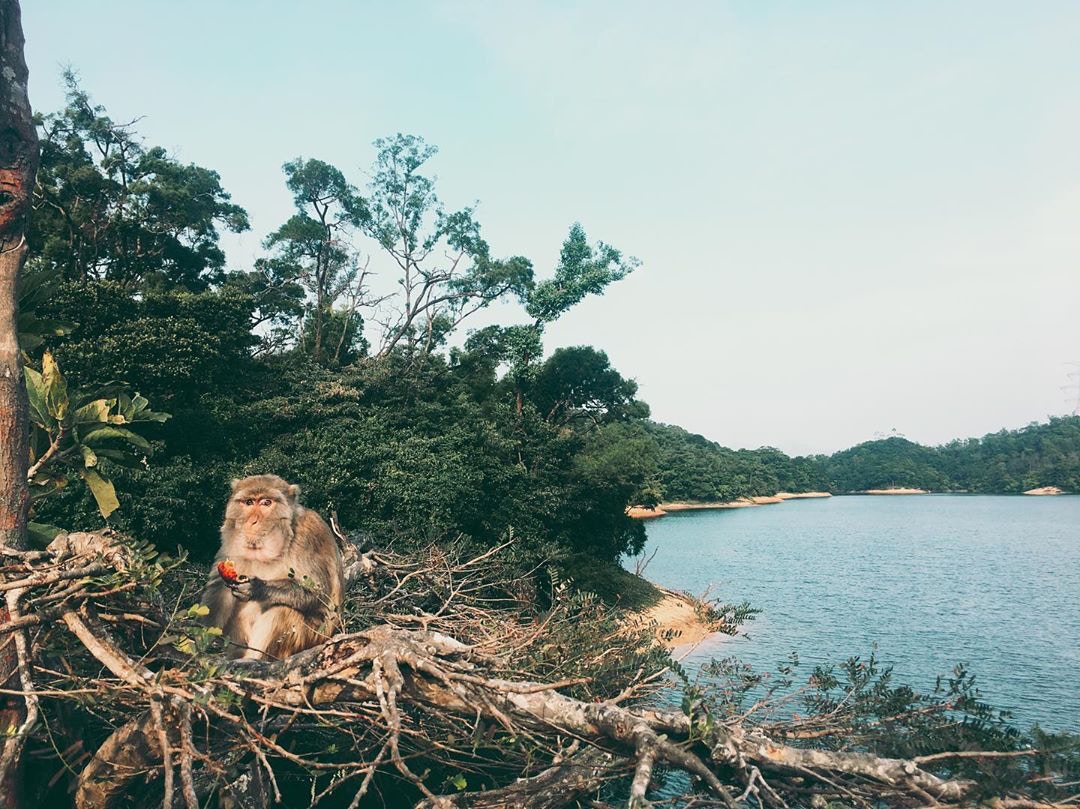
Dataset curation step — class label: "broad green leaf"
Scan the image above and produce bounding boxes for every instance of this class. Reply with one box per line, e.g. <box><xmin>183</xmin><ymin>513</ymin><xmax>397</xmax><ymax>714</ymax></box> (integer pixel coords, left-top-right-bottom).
<box><xmin>18</xmin><ymin>332</ymin><xmax>43</xmax><ymax>350</ymax></box>
<box><xmin>73</xmin><ymin>399</ymin><xmax>111</xmax><ymax>425</ymax></box>
<box><xmin>86</xmin><ymin>448</ymin><xmax>147</xmax><ymax>469</ymax></box>
<box><xmin>23</xmin><ymin>366</ymin><xmax>55</xmax><ymax>430</ymax></box>
<box><xmin>41</xmin><ymin>352</ymin><xmax>69</xmax><ymax>422</ymax></box>
<box><xmin>28</xmin><ymin>473</ymin><xmax>68</xmax><ymax>498</ymax></box>
<box><xmin>79</xmin><ymin>444</ymin><xmax>99</xmax><ymax>468</ymax></box>
<box><xmin>80</xmin><ymin>468</ymin><xmax>120</xmax><ymax>519</ymax></box>
<box><xmin>27</xmin><ymin>522</ymin><xmax>64</xmax><ymax>549</ymax></box>
<box><xmin>117</xmin><ymin>392</ymin><xmax>133</xmax><ymax>422</ymax></box>
<box><xmin>129</xmin><ymin>393</ymin><xmax>170</xmax><ymax>423</ymax></box>
<box><xmin>80</xmin><ymin>424</ymin><xmax>152</xmax><ymax>453</ymax></box>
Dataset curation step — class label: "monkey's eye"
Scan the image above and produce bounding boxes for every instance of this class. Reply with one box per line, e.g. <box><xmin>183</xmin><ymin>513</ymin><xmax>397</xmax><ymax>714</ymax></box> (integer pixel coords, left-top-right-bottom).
<box><xmin>244</xmin><ymin>499</ymin><xmax>254</xmax><ymax>506</ymax></box>
<box><xmin>259</xmin><ymin>498</ymin><xmax>273</xmax><ymax>507</ymax></box>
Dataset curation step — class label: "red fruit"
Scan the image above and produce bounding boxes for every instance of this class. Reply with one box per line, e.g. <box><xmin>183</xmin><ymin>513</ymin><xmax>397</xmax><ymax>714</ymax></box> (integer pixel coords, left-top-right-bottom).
<box><xmin>217</xmin><ymin>559</ymin><xmax>239</xmax><ymax>582</ymax></box>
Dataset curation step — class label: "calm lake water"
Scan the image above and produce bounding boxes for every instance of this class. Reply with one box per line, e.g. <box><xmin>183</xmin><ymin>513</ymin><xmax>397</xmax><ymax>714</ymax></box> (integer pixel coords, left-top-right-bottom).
<box><xmin>632</xmin><ymin>495</ymin><xmax>1080</xmax><ymax>731</ymax></box>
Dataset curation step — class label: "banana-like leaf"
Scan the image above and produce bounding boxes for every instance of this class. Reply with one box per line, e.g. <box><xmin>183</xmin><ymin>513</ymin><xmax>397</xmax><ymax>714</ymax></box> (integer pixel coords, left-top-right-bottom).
<box><xmin>23</xmin><ymin>365</ymin><xmax>55</xmax><ymax>430</ymax></box>
<box><xmin>41</xmin><ymin>352</ymin><xmax>69</xmax><ymax>422</ymax></box>
<box><xmin>18</xmin><ymin>313</ymin><xmax>76</xmax><ymax>349</ymax></box>
<box><xmin>73</xmin><ymin>382</ymin><xmax>129</xmax><ymax>408</ymax></box>
<box><xmin>79</xmin><ymin>468</ymin><xmax>120</xmax><ymax>519</ymax></box>
<box><xmin>79</xmin><ymin>424</ymin><xmax>153</xmax><ymax>453</ymax></box>
<box><xmin>17</xmin><ymin>265</ymin><xmax>77</xmax><ymax>351</ymax></box>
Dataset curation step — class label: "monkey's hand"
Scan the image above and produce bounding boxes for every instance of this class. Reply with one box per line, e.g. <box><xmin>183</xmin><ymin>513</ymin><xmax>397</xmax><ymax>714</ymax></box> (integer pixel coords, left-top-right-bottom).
<box><xmin>225</xmin><ymin>575</ymin><xmax>262</xmax><ymax>602</ymax></box>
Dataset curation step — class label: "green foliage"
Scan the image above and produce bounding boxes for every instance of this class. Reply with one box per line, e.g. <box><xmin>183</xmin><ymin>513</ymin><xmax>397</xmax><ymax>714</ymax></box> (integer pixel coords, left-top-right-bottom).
<box><xmin>36</xmin><ymin>280</ymin><xmax>259</xmax><ymax>407</ymax></box>
<box><xmin>261</xmin><ymin>157</ymin><xmax>368</xmax><ymax>364</ymax></box>
<box><xmin>557</xmin><ymin>555</ymin><xmax>660</xmax><ymax>609</ymax></box>
<box><xmin>362</xmin><ymin>134</ymin><xmax>535</xmax><ymax>354</ymax></box>
<box><xmin>822</xmin><ymin>420</ymin><xmax>1080</xmax><ymax>493</ymax></box>
<box><xmin>824</xmin><ymin>435</ymin><xmax>952</xmax><ymax>492</ymax></box>
<box><xmin>16</xmin><ymin>264</ymin><xmax>76</xmax><ymax>351</ymax></box>
<box><xmin>530</xmin><ymin>346</ymin><xmax>649</xmax><ymax>427</ymax></box>
<box><xmin>30</xmin><ymin>70</ymin><xmax>249</xmax><ymax>291</ymax></box>
<box><xmin>298</xmin><ymin>306</ymin><xmax>369</xmax><ymax>366</ymax></box>
<box><xmin>646</xmin><ymin>419</ymin><xmax>1080</xmax><ymax>502</ymax></box>
<box><xmin>24</xmin><ymin>351</ymin><xmax>169</xmax><ymax>523</ymax></box>
<box><xmin>645</xmin><ymin>422</ymin><xmax>827</xmax><ymax>502</ymax></box>
<box><xmin>525</xmin><ymin>222</ymin><xmax>639</xmax><ymax>324</ymax></box>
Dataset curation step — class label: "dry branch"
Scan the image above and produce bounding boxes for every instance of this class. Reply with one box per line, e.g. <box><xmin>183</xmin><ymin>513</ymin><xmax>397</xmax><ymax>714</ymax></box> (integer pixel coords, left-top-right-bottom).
<box><xmin>2</xmin><ymin>530</ymin><xmax>1076</xmax><ymax>809</ymax></box>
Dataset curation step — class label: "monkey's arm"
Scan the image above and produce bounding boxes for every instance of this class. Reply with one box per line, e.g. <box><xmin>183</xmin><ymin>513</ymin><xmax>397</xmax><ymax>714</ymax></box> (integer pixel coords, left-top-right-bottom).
<box><xmin>228</xmin><ymin>576</ymin><xmax>329</xmax><ymax>616</ymax></box>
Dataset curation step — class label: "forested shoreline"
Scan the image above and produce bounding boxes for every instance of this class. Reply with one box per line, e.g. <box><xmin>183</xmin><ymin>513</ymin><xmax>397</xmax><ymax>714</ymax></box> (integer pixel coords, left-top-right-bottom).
<box><xmin>650</xmin><ymin>417</ymin><xmax>1080</xmax><ymax>502</ymax></box>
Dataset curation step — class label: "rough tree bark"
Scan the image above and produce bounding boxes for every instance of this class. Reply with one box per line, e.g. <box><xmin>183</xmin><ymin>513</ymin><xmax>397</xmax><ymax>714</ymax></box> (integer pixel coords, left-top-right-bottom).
<box><xmin>0</xmin><ymin>2</ymin><xmax>39</xmax><ymax>807</ymax></box>
<box><xmin>0</xmin><ymin>0</ymin><xmax>36</xmax><ymax>547</ymax></box>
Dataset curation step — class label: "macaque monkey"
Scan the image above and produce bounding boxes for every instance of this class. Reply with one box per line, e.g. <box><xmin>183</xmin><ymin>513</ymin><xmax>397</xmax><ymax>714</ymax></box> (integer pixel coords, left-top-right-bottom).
<box><xmin>201</xmin><ymin>475</ymin><xmax>345</xmax><ymax>660</ymax></box>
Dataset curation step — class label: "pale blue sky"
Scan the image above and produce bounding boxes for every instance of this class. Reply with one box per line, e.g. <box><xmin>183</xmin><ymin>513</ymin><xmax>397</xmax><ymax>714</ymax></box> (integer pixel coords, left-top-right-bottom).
<box><xmin>23</xmin><ymin>1</ymin><xmax>1080</xmax><ymax>454</ymax></box>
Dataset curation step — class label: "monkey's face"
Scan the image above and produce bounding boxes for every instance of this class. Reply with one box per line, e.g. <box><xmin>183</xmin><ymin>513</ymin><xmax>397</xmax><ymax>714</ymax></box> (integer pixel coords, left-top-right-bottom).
<box><xmin>222</xmin><ymin>486</ymin><xmax>295</xmax><ymax>562</ymax></box>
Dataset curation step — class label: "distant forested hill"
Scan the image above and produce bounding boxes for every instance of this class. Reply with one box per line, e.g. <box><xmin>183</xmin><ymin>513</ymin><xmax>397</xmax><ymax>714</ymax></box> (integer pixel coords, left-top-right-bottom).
<box><xmin>651</xmin><ymin>416</ymin><xmax>1080</xmax><ymax>500</ymax></box>
<box><xmin>645</xmin><ymin>423</ymin><xmax>829</xmax><ymax>501</ymax></box>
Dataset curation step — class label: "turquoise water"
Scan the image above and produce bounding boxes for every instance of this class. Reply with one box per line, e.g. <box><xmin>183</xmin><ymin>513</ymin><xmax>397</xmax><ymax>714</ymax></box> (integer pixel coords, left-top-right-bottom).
<box><xmin>633</xmin><ymin>495</ymin><xmax>1080</xmax><ymax>731</ymax></box>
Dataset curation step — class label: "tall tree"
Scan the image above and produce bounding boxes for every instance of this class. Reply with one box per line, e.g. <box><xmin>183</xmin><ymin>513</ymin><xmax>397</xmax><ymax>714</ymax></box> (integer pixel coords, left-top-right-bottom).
<box><xmin>363</xmin><ymin>134</ymin><xmax>533</xmax><ymax>356</ymax></box>
<box><xmin>30</xmin><ymin>72</ymin><xmax>249</xmax><ymax>291</ymax></box>
<box><xmin>0</xmin><ymin>1</ymin><xmax>38</xmax><ymax>802</ymax></box>
<box><xmin>462</xmin><ymin>223</ymin><xmax>639</xmax><ymax>415</ymax></box>
<box><xmin>262</xmin><ymin>158</ymin><xmax>371</xmax><ymax>364</ymax></box>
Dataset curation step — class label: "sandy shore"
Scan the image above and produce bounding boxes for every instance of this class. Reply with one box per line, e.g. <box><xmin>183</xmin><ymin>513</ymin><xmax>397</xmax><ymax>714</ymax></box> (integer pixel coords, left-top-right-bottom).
<box><xmin>626</xmin><ymin>506</ymin><xmax>667</xmax><ymax>519</ymax></box>
<box><xmin>631</xmin><ymin>586</ymin><xmax>717</xmax><ymax>648</ymax></box>
<box><xmin>1023</xmin><ymin>486</ymin><xmax>1064</xmax><ymax>495</ymax></box>
<box><xmin>861</xmin><ymin>488</ymin><xmax>929</xmax><ymax>495</ymax></box>
<box><xmin>628</xmin><ymin>491</ymin><xmax>832</xmax><ymax>519</ymax></box>
<box><xmin>659</xmin><ymin>499</ymin><xmax>756</xmax><ymax>511</ymax></box>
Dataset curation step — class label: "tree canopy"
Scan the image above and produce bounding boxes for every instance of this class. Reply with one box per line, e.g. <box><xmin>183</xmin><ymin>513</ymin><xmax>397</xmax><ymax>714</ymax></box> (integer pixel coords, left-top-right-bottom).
<box><xmin>31</xmin><ymin>71</ymin><xmax>249</xmax><ymax>291</ymax></box>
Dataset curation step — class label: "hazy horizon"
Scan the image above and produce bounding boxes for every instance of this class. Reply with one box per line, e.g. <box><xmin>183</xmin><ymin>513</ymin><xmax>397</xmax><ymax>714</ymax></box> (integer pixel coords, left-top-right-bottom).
<box><xmin>23</xmin><ymin>1</ymin><xmax>1080</xmax><ymax>455</ymax></box>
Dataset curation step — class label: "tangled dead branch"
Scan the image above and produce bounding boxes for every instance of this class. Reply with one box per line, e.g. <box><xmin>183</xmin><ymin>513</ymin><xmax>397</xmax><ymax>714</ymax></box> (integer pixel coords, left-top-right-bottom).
<box><xmin>1</xmin><ymin>530</ymin><xmax>1077</xmax><ymax>809</ymax></box>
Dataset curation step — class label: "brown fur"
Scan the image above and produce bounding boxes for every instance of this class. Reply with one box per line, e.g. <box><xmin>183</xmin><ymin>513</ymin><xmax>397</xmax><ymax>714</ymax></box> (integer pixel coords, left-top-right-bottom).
<box><xmin>201</xmin><ymin>475</ymin><xmax>345</xmax><ymax>660</ymax></box>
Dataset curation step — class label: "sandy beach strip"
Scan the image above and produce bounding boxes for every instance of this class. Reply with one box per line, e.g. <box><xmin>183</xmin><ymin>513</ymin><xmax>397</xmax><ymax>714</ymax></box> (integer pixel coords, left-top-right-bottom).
<box><xmin>861</xmin><ymin>487</ymin><xmax>929</xmax><ymax>495</ymax></box>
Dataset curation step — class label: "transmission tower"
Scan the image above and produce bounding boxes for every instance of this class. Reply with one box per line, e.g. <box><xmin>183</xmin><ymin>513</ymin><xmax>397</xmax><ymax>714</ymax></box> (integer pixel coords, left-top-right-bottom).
<box><xmin>1064</xmin><ymin>362</ymin><xmax>1080</xmax><ymax>416</ymax></box>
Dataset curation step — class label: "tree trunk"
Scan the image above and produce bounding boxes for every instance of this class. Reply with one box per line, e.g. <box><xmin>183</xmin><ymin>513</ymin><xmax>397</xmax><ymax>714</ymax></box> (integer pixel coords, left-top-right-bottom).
<box><xmin>0</xmin><ymin>2</ymin><xmax>39</xmax><ymax>805</ymax></box>
<box><xmin>0</xmin><ymin>0</ymin><xmax>35</xmax><ymax>550</ymax></box>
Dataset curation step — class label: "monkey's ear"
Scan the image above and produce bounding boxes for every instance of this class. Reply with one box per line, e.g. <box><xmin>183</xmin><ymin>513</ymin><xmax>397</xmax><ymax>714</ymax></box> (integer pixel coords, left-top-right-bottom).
<box><xmin>230</xmin><ymin>478</ymin><xmax>243</xmax><ymax>492</ymax></box>
<box><xmin>288</xmin><ymin>484</ymin><xmax>301</xmax><ymax>502</ymax></box>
